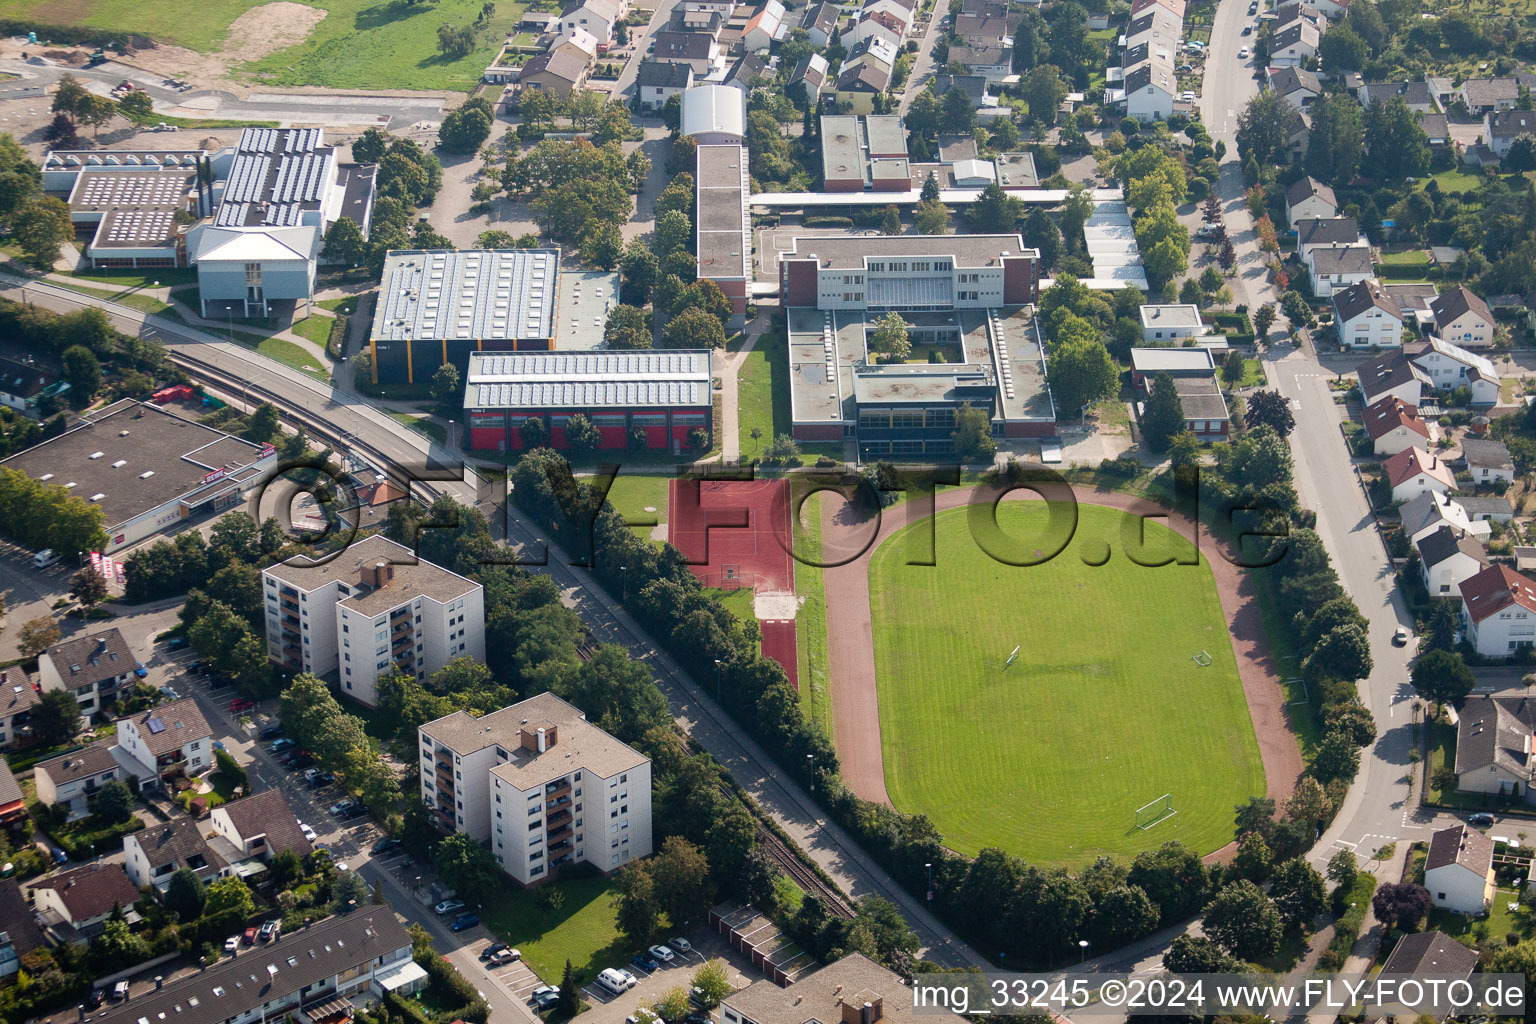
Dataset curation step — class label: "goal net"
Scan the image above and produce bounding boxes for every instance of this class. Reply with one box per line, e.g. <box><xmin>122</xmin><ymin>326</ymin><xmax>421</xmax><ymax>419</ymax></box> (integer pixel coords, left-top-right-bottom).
<box><xmin>1192</xmin><ymin>650</ymin><xmax>1213</xmax><ymax>667</ymax></box>
<box><xmin>1135</xmin><ymin>793</ymin><xmax>1177</xmax><ymax>830</ymax></box>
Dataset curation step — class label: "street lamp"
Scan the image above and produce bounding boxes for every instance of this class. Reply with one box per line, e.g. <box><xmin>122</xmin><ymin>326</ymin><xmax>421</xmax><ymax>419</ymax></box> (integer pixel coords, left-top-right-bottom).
<box><xmin>925</xmin><ymin>862</ymin><xmax>933</xmax><ymax>904</ymax></box>
<box><xmin>713</xmin><ymin>658</ymin><xmax>722</xmax><ymax>700</ymax></box>
<box><xmin>447</xmin><ymin>419</ymin><xmax>455</xmax><ymax>450</ymax></box>
<box><xmin>620</xmin><ymin>565</ymin><xmax>627</xmax><ymax>601</ymax></box>
<box><xmin>1078</xmin><ymin>939</ymin><xmax>1090</xmax><ymax>964</ymax></box>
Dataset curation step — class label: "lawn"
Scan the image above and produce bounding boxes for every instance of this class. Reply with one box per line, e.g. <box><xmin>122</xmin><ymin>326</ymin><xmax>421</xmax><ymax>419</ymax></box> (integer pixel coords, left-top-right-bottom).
<box><xmin>737</xmin><ymin>330</ymin><xmax>791</xmax><ymax>458</ymax></box>
<box><xmin>1379</xmin><ymin>249</ymin><xmax>1429</xmax><ymax>267</ymax></box>
<box><xmin>1429</xmin><ymin>887</ymin><xmax>1529</xmax><ymax>946</ymax></box>
<box><xmin>478</xmin><ymin>872</ymin><xmax>629</xmax><ymax>984</ymax></box>
<box><xmin>289</xmin><ymin>315</ymin><xmax>334</xmax><ymax>348</ymax></box>
<box><xmin>385</xmin><ymin>411</ymin><xmax>447</xmax><ymax>444</ymax></box>
<box><xmin>867</xmin><ymin>501</ymin><xmax>1264</xmax><ymax>868</ymax></box>
<box><xmin>599</xmin><ymin>473</ymin><xmax>669</xmax><ymax>540</ymax></box>
<box><xmin>710</xmin><ymin>587</ymin><xmax>756</xmax><ymax>626</ymax></box>
<box><xmin>12</xmin><ymin>0</ymin><xmax>526</xmax><ymax>91</ymax></box>
<box><xmin>68</xmin><ymin>268</ymin><xmax>198</xmax><ymax>289</ymax></box>
<box><xmin>318</xmin><ymin>296</ymin><xmax>360</xmax><ymax>314</ymax></box>
<box><xmin>1431</xmin><ymin>167</ymin><xmax>1484</xmax><ymax>194</ymax></box>
<box><xmin>796</xmin><ymin>491</ymin><xmax>833</xmax><ymax>736</ymax></box>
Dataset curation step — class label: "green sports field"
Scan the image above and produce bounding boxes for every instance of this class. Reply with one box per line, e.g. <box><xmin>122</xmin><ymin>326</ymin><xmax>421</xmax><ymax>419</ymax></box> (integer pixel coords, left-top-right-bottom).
<box><xmin>868</xmin><ymin>501</ymin><xmax>1264</xmax><ymax>869</ymax></box>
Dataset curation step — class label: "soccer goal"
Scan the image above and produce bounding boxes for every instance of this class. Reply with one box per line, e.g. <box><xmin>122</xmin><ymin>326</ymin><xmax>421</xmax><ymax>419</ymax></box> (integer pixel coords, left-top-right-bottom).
<box><xmin>1004</xmin><ymin>645</ymin><xmax>1021</xmax><ymax>669</ymax></box>
<box><xmin>1135</xmin><ymin>794</ymin><xmax>1178</xmax><ymax>831</ymax></box>
<box><xmin>1191</xmin><ymin>650</ymin><xmax>1213</xmax><ymax>667</ymax></box>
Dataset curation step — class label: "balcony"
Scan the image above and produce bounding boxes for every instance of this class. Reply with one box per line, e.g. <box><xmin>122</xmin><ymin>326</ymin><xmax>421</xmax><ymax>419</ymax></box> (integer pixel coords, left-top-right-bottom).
<box><xmin>281</xmin><ymin>599</ymin><xmax>299</xmax><ymax>614</ymax></box>
<box><xmin>547</xmin><ymin>808</ymin><xmax>571</xmax><ymax>828</ymax></box>
<box><xmin>549</xmin><ymin>838</ymin><xmax>572</xmax><ymax>855</ymax></box>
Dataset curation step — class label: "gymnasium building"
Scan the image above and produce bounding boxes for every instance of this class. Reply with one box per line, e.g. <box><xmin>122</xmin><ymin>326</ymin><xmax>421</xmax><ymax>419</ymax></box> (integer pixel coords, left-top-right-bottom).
<box><xmin>462</xmin><ymin>350</ymin><xmax>713</xmax><ymax>453</ymax></box>
<box><xmin>369</xmin><ymin>249</ymin><xmax>564</xmax><ymax>385</ymax></box>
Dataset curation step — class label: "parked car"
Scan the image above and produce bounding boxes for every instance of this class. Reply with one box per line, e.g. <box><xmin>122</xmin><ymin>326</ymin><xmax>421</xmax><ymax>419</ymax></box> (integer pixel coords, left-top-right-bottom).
<box><xmin>298</xmin><ymin>822</ymin><xmax>318</xmax><ymax>843</ymax></box>
<box><xmin>489</xmin><ymin>948</ymin><xmax>521</xmax><ymax>966</ymax></box>
<box><xmin>670</xmin><ymin>937</ymin><xmax>692</xmax><ymax>953</ymax></box>
<box><xmin>337</xmin><ymin>804</ymin><xmax>366</xmax><ymax>820</ymax></box>
<box><xmin>684</xmin><ymin>1015</ymin><xmax>712</xmax><ymax>1024</ymax></box>
<box><xmin>1238</xmin><ymin>45</ymin><xmax>1250</xmax><ymax>57</ymax></box>
<box><xmin>159</xmin><ymin>686</ymin><xmax>181</xmax><ymax>701</ymax></box>
<box><xmin>260</xmin><ymin>725</ymin><xmax>284</xmax><ymax>740</ymax></box>
<box><xmin>1242</xmin><ymin>23</ymin><xmax>1252</xmax><ymax>33</ymax></box>
<box><xmin>307</xmin><ymin>771</ymin><xmax>336</xmax><ymax>788</ymax></box>
<box><xmin>269</xmin><ymin>738</ymin><xmax>295</xmax><ymax>753</ymax></box>
<box><xmin>530</xmin><ymin>986</ymin><xmax>560</xmax><ymax>1010</ymax></box>
<box><xmin>134</xmin><ymin>662</ymin><xmax>149</xmax><ymax>679</ymax></box>
<box><xmin>243</xmin><ymin>926</ymin><xmax>258</xmax><ymax>945</ymax></box>
<box><xmin>619</xmin><ymin>968</ymin><xmax>637</xmax><ymax>988</ymax></box>
<box><xmin>481</xmin><ymin>943</ymin><xmax>509</xmax><ymax>961</ymax></box>
<box><xmin>435</xmin><ymin>899</ymin><xmax>466</xmax><ymax>916</ymax></box>
<box><xmin>85</xmin><ymin>989</ymin><xmax>105</xmax><ymax>1010</ymax></box>
<box><xmin>166</xmin><ymin>635</ymin><xmax>189</xmax><ymax>649</ymax></box>
<box><xmin>112</xmin><ymin>981</ymin><xmax>130</xmax><ymax>1001</ymax></box>
<box><xmin>49</xmin><ymin>846</ymin><xmax>68</xmax><ymax>865</ymax></box>
<box><xmin>259</xmin><ymin>920</ymin><xmax>280</xmax><ymax>942</ymax></box>
<box><xmin>330</xmin><ymin>800</ymin><xmax>358</xmax><ymax>816</ymax></box>
<box><xmin>632</xmin><ymin>953</ymin><xmax>659</xmax><ymax>972</ymax></box>
<box><xmin>370</xmin><ymin>837</ymin><xmax>402</xmax><ymax>856</ymax></box>
<box><xmin>450</xmin><ymin>913</ymin><xmax>479</xmax><ymax>932</ymax></box>
<box><xmin>230</xmin><ymin>697</ymin><xmax>256</xmax><ymax>713</ymax></box>
<box><xmin>223</xmin><ymin>936</ymin><xmax>239</xmax><ymax>954</ymax></box>
<box><xmin>1470</xmin><ymin>812</ymin><xmax>1495</xmax><ymax>828</ymax></box>
<box><xmin>598</xmin><ymin>968</ymin><xmax>633</xmax><ymax>996</ymax></box>
<box><xmin>1393</xmin><ymin>626</ymin><xmax>1411</xmax><ymax>647</ymax></box>
<box><xmin>649</xmin><ymin>944</ymin><xmax>675</xmax><ymax>963</ymax></box>
<box><xmin>187</xmin><ymin>661</ymin><xmax>205</xmax><ymax>675</ymax></box>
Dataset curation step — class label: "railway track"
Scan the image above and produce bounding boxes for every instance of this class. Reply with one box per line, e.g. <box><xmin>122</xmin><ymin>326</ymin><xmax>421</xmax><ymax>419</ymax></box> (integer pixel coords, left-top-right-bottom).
<box><xmin>757</xmin><ymin>823</ymin><xmax>856</xmax><ymax>918</ymax></box>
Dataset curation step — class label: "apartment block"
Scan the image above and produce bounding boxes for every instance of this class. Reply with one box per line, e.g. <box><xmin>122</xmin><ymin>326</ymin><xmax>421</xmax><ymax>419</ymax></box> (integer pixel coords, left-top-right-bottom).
<box><xmin>261</xmin><ymin>534</ymin><xmax>484</xmax><ymax>707</ymax></box>
<box><xmin>419</xmin><ymin>692</ymin><xmax>652</xmax><ymax>885</ymax></box>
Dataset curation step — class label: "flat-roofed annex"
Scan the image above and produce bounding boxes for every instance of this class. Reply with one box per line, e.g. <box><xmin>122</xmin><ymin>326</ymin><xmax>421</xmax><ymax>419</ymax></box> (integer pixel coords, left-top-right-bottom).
<box><xmin>784</xmin><ymin>233</ymin><xmax>1034</xmax><ymax>269</ymax></box>
<box><xmin>373</xmin><ymin>248</ymin><xmax>561</xmax><ymax>343</ymax></box>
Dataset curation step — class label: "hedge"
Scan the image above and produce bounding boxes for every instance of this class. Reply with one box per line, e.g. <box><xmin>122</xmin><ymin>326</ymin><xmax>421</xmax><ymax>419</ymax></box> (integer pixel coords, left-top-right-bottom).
<box><xmin>34</xmin><ymin>805</ymin><xmax>145</xmax><ymax>859</ymax></box>
<box><xmin>325</xmin><ymin>314</ymin><xmax>349</xmax><ymax>360</ymax></box>
<box><xmin>0</xmin><ymin>19</ymin><xmax>146</xmax><ymax>46</ymax></box>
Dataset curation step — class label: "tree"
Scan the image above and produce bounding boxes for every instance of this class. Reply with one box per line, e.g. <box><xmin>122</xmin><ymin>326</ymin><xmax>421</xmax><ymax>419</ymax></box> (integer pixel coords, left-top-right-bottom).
<box><xmin>60</xmin><ymin>345</ymin><xmax>101</xmax><ymax>400</ymax></box>
<box><xmin>43</xmin><ymin>113</ymin><xmax>79</xmax><ymax>148</ymax></box>
<box><xmin>603</xmin><ymin>304</ymin><xmax>652</xmax><ymax>349</ymax></box>
<box><xmin>76</xmin><ymin>94</ymin><xmax>118</xmax><ymax>137</ymax></box>
<box><xmin>655</xmin><ymin>986</ymin><xmax>692</xmax><ymax>1023</ymax></box>
<box><xmin>920</xmin><ymin>172</ymin><xmax>941</xmax><ymax>201</ymax></box>
<box><xmin>1305</xmin><ymin>93</ymin><xmax>1366</xmax><ymax>186</ymax></box>
<box><xmin>1021</xmin><ymin>64</ymin><xmax>1067</xmax><ymax>124</ymax></box>
<box><xmin>1310</xmin><ymin>729</ymin><xmax>1361</xmax><ymax>784</ymax></box>
<box><xmin>665</xmin><ymin>307</ymin><xmax>727</xmax><ymax>349</ymax></box>
<box><xmin>691</xmin><ymin>960</ymin><xmax>732</xmax><ymax>1009</ymax></box>
<box><xmin>18</xmin><ymin>616</ymin><xmax>60</xmax><ymax>658</ymax></box>
<box><xmin>1306</xmin><ymin>621</ymin><xmax>1372</xmax><ymax>683</ymax></box>
<box><xmin>94</xmin><ymin>779</ymin><xmax>133</xmax><ymax>823</ymax></box>
<box><xmin>1235</xmin><ymin>795</ymin><xmax>1276</xmax><ymax>841</ymax></box>
<box><xmin>1326</xmin><ymin>849</ymin><xmax>1358</xmax><ymax>892</ymax></box>
<box><xmin>1318</xmin><ymin>24</ymin><xmax>1368</xmax><ymax>71</ymax></box>
<box><xmin>881</xmin><ymin>205</ymin><xmax>902</xmax><ymax>235</ymax></box>
<box><xmin>31</xmin><ymin>687</ymin><xmax>80</xmax><ymax>746</ymax></box>
<box><xmin>1505</xmin><ymin>135</ymin><xmax>1536</xmax><ymax>173</ymax></box>
<box><xmin>1023</xmin><ymin>208</ymin><xmax>1062</xmax><ymax>270</ymax></box>
<box><xmin>651</xmin><ymin>836</ymin><xmax>712</xmax><ymax>929</ymax></box>
<box><xmin>914</xmin><ymin>198</ymin><xmax>950</xmax><ymax>234</ymax></box>
<box><xmin>440</xmin><ymin>97</ymin><xmax>495</xmax><ymax>153</ymax></box>
<box><xmin>1282</xmin><ymin>777</ymin><xmax>1333</xmax><ymax>830</ymax></box>
<box><xmin>1165</xmin><ymin>935</ymin><xmax>1242</xmax><ymax>974</ymax></box>
<box><xmin>1364</xmin><ymin>97</ymin><xmax>1431</xmax><ymax>181</ymax></box>
<box><xmin>615</xmin><ymin>862</ymin><xmax>659</xmax><ymax>945</ymax></box>
<box><xmin>51</xmin><ymin>75</ymin><xmax>90</xmax><ymax>121</ymax></box>
<box><xmin>353</xmin><ymin>127</ymin><xmax>388</xmax><ymax>164</ymax></box>
<box><xmin>435</xmin><ymin>832</ymin><xmax>499</xmax><ymax>895</ymax></box>
<box><xmin>165</xmin><ymin>868</ymin><xmax>207</xmax><ymax>920</ymax></box>
<box><xmin>1410</xmin><ymin>649</ymin><xmax>1475</xmax><ymax>712</ymax></box>
<box><xmin>676</xmin><ymin>280</ymin><xmax>733</xmax><ymax>327</ymax></box>
<box><xmin>655</xmin><ymin>208</ymin><xmax>692</xmax><ymax>256</ymax></box>
<box><xmin>1237</xmin><ymin>90</ymin><xmax>1291</xmax><ymax>167</ymax></box>
<box><xmin>118</xmin><ymin>90</ymin><xmax>155</xmax><ymax>128</ymax></box>
<box><xmin>867</xmin><ymin>311</ymin><xmax>911</xmax><ymax>361</ymax></box>
<box><xmin>1233</xmin><ymin>831</ymin><xmax>1273</xmax><ymax>882</ymax></box>
<box><xmin>1203</xmin><ymin>880</ymin><xmax>1283</xmax><ymax>961</ymax></box>
<box><xmin>437</xmin><ymin>22</ymin><xmax>478</xmax><ymax>58</ymax></box>
<box><xmin>244</xmin><ymin>403</ymin><xmax>281</xmax><ymax>445</ymax></box>
<box><xmin>1371</xmin><ymin>882</ymin><xmax>1430</xmax><ymax>931</ymax></box>
<box><xmin>968</xmin><ymin>182</ymin><xmax>1024</xmax><ymax>232</ymax></box>
<box><xmin>206</xmin><ymin>876</ymin><xmax>256</xmax><ymax>920</ymax></box>
<box><xmin>556</xmin><ymin>961</ymin><xmax>580</xmax><ymax>1020</ymax></box>
<box><xmin>1252</xmin><ymin>303</ymin><xmax>1277</xmax><ymax>342</ymax></box>
<box><xmin>430</xmin><ymin>362</ymin><xmax>461</xmax><ymax>412</ymax></box>
<box><xmin>322</xmin><ymin>217</ymin><xmax>368</xmax><ymax>266</ymax></box>
<box><xmin>564</xmin><ymin>413</ymin><xmax>601</xmax><ymax>457</ymax></box>
<box><xmin>13</xmin><ymin>195</ymin><xmax>72</xmax><ymax>268</ymax></box>
<box><xmin>621</xmin><ymin>241</ymin><xmax>659</xmax><ymax>305</ymax></box>
<box><xmin>952</xmin><ymin>402</ymin><xmax>996</xmax><ymax>461</ymax></box>
<box><xmin>1047</xmin><ymin>334</ymin><xmax>1117</xmax><ymax>414</ymax></box>
<box><xmin>1140</xmin><ymin>372</ymin><xmax>1186</xmax><ymax>452</ymax></box>
<box><xmin>70</xmin><ymin>566</ymin><xmax>108</xmax><ymax>610</ymax></box>
<box><xmin>331</xmin><ymin>869</ymin><xmax>371</xmax><ymax>912</ymax></box>
<box><xmin>1269</xmin><ymin>858</ymin><xmax>1327</xmax><ymax>927</ymax></box>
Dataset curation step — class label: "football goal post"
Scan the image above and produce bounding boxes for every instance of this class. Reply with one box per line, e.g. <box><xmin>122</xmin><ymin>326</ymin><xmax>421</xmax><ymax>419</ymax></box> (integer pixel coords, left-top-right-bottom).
<box><xmin>1192</xmin><ymin>650</ymin><xmax>1212</xmax><ymax>667</ymax></box>
<box><xmin>1135</xmin><ymin>794</ymin><xmax>1177</xmax><ymax>830</ymax></box>
<box><xmin>1005</xmin><ymin>645</ymin><xmax>1021</xmax><ymax>668</ymax></box>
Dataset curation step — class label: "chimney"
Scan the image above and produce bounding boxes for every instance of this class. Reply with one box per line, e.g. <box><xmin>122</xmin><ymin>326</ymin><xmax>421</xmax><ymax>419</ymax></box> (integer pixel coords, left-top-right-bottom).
<box><xmin>155</xmin><ymin>976</ymin><xmax>163</xmax><ymax>990</ymax></box>
<box><xmin>537</xmin><ymin>727</ymin><xmax>546</xmax><ymax>753</ymax></box>
<box><xmin>362</xmin><ymin>562</ymin><xmax>395</xmax><ymax>587</ymax></box>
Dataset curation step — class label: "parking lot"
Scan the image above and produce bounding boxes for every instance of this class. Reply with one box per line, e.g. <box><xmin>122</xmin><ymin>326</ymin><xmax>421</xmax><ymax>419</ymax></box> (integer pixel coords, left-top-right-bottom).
<box><xmin>569</xmin><ymin>930</ymin><xmax>757</xmax><ymax>1024</ymax></box>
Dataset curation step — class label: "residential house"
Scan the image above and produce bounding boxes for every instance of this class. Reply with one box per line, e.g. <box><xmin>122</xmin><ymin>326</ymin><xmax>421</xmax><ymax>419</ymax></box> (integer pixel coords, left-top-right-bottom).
<box><xmin>1383</xmin><ymin>282</ymin><xmax>1441</xmax><ymax>324</ymax></box>
<box><xmin>1281</xmin><ymin>106</ymin><xmax>1310</xmax><ymax>160</ymax></box>
<box><xmin>861</xmin><ymin>0</ymin><xmax>913</xmax><ymax>38</ymax></box>
<box><xmin>1356</xmin><ymin>349</ymin><xmax>1430</xmax><ymax>406</ymax></box>
<box><xmin>1462</xmin><ymin>438</ymin><xmax>1516</xmax><ymax>486</ymax></box>
<box><xmin>1129</xmin><ymin>348</ymin><xmax>1216</xmax><ymax>389</ymax></box>
<box><xmin>1306</xmin><ymin>244</ymin><xmax>1373</xmax><ymax>297</ymax></box>
<box><xmin>721</xmin><ymin>954</ymin><xmax>912</xmax><ymax>1024</ymax></box>
<box><xmin>1463</xmin><ymin>568</ymin><xmax>1536</xmax><ymax>659</ymax></box>
<box><xmin>1431</xmin><ymin>285</ymin><xmax>1497</xmax><ymax>349</ymax></box>
<box><xmin>0</xmin><ymin>357</ymin><xmax>63</xmax><ymax>418</ymax></box>
<box><xmin>950</xmin><ymin>42</ymin><xmax>1012</xmax><ymax>83</ymax></box>
<box><xmin>31</xmin><ymin>863</ymin><xmax>139</xmax><ymax>937</ymax></box>
<box><xmin>0</xmin><ymin>879</ymin><xmax>44</xmax><ymax>980</ymax></box>
<box><xmin>742</xmin><ymin>0</ymin><xmax>786</xmax><ymax>51</ymax></box>
<box><xmin>85</xmin><ymin>907</ymin><xmax>419</xmax><ymax>1024</ymax></box>
<box><xmin>115</xmin><ymin>697</ymin><xmax>212</xmax><ymax>792</ymax></box>
<box><xmin>1424</xmin><ymin>824</ymin><xmax>1495</xmax><ymax>915</ymax></box>
<box><xmin>1400</xmin><ymin>489</ymin><xmax>1482</xmax><ymax>545</ymax></box>
<box><xmin>37</xmin><ymin>628</ymin><xmax>135</xmax><ymax>718</ymax></box>
<box><xmin>1458</xmin><ymin>75</ymin><xmax>1536</xmax><ymax>115</ymax></box>
<box><xmin>0</xmin><ymin>666</ymin><xmax>39</xmax><ymax>750</ymax></box>
<box><xmin>1485</xmin><ymin>108</ymin><xmax>1536</xmax><ymax>158</ymax></box>
<box><xmin>1417</xmin><ymin>524</ymin><xmax>1489</xmax><ymax>598</ymax></box>
<box><xmin>1454</xmin><ymin>691</ymin><xmax>1536</xmax><ymax>792</ymax></box>
<box><xmin>1132</xmin><ymin>0</ymin><xmax>1186</xmax><ymax>17</ymax></box>
<box><xmin>1410</xmin><ymin>336</ymin><xmax>1500</xmax><ymax>404</ymax></box>
<box><xmin>1422</xmin><ymin>112</ymin><xmax>1451</xmax><ymax>147</ymax></box>
<box><xmin>1295</xmin><ymin>216</ymin><xmax>1364</xmax><ymax>262</ymax></box>
<box><xmin>835</xmin><ymin>59</ymin><xmax>892</xmax><ymax>113</ymax></box>
<box><xmin>124</xmin><ymin>817</ymin><xmax>223</xmax><ymax>890</ymax></box>
<box><xmin>800</xmin><ymin>2</ymin><xmax>838</xmax><ymax>47</ymax></box>
<box><xmin>1138</xmin><ymin>304</ymin><xmax>1208</xmax><ymax>342</ymax></box>
<box><xmin>1457</xmin><ymin>495</ymin><xmax>1515</xmax><ymax>524</ymax></box>
<box><xmin>1124</xmin><ymin>7</ymin><xmax>1182</xmax><ymax>53</ymax></box>
<box><xmin>1359</xmin><ymin>80</ymin><xmax>1439</xmax><ymax>113</ymax></box>
<box><xmin>1268</xmin><ymin>65</ymin><xmax>1320</xmax><ymax>109</ymax></box>
<box><xmin>652</xmin><ymin>30</ymin><xmax>722</xmax><ymax>76</ymax></box>
<box><xmin>1124</xmin><ymin>58</ymin><xmax>1177</xmax><ymax>121</ymax></box>
<box><xmin>724</xmin><ymin>54</ymin><xmax>767</xmax><ymax>92</ymax></box>
<box><xmin>635</xmin><ymin>61</ymin><xmax>694</xmax><ymax>110</ymax></box>
<box><xmin>1285</xmin><ymin>176</ymin><xmax>1337</xmax><ymax>228</ymax></box>
<box><xmin>0</xmin><ymin>761</ymin><xmax>23</xmax><ymax>829</ymax></box>
<box><xmin>209</xmin><ymin>789</ymin><xmax>314</xmax><ymax>862</ymax></box>
<box><xmin>954</xmin><ymin>11</ymin><xmax>1018</xmax><ymax>43</ymax></box>
<box><xmin>1333</xmin><ymin>279</ymin><xmax>1403</xmax><ymax>349</ymax></box>
<box><xmin>1365</xmin><ymin>396</ymin><xmax>1434</xmax><ymax>458</ymax></box>
<box><xmin>555</xmin><ymin>0</ymin><xmax>620</xmax><ymax>41</ymax></box>
<box><xmin>1384</xmin><ymin>446</ymin><xmax>1457</xmax><ymax>501</ymax></box>
<box><xmin>1307</xmin><ymin>0</ymin><xmax>1349</xmax><ymax>17</ymax></box>
<box><xmin>788</xmin><ymin>54</ymin><xmax>829</xmax><ymax>97</ymax></box>
<box><xmin>33</xmin><ymin>742</ymin><xmax>123</xmax><ymax>821</ymax></box>
<box><xmin>1269</xmin><ymin>20</ymin><xmax>1319</xmax><ymax>66</ymax></box>
<box><xmin>931</xmin><ymin>74</ymin><xmax>989</xmax><ymax>106</ymax></box>
<box><xmin>1378</xmin><ymin>930</ymin><xmax>1480</xmax><ymax>979</ymax></box>
<box><xmin>1274</xmin><ymin>2</ymin><xmax>1321</xmax><ymax>28</ymax></box>
<box><xmin>1167</xmin><ymin>377</ymin><xmax>1230</xmax><ymax>441</ymax></box>
<box><xmin>549</xmin><ymin>26</ymin><xmax>599</xmax><ymax>63</ymax></box>
<box><xmin>842</xmin><ymin>17</ymin><xmax>902</xmax><ymax>52</ymax></box>
<box><xmin>517</xmin><ymin>51</ymin><xmax>588</xmax><ymax>98</ymax></box>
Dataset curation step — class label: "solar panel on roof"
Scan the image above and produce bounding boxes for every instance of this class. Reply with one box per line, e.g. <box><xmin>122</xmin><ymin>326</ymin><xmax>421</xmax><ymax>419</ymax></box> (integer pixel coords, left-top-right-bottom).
<box><xmin>147</xmin><ymin>717</ymin><xmax>166</xmax><ymax>734</ymax></box>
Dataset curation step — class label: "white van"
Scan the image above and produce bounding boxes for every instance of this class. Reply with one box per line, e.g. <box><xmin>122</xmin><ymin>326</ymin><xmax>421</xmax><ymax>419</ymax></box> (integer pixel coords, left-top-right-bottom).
<box><xmin>32</xmin><ymin>549</ymin><xmax>58</xmax><ymax>569</ymax></box>
<box><xmin>597</xmin><ymin>968</ymin><xmax>633</xmax><ymax>996</ymax></box>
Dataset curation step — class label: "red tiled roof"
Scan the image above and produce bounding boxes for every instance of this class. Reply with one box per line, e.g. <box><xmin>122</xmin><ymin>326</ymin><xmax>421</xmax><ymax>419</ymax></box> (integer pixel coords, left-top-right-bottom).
<box><xmin>1363</xmin><ymin>396</ymin><xmax>1430</xmax><ymax>442</ymax></box>
<box><xmin>1384</xmin><ymin>446</ymin><xmax>1455</xmax><ymax>489</ymax></box>
<box><xmin>1460</xmin><ymin>564</ymin><xmax>1536</xmax><ymax>624</ymax></box>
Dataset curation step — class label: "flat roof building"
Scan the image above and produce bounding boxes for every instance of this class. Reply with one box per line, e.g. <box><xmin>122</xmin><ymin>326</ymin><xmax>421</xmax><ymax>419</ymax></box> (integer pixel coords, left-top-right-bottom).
<box><xmin>696</xmin><ymin>145</ymin><xmax>751</xmax><ymax>321</ymax></box>
<box><xmin>680</xmin><ymin>84</ymin><xmax>746</xmax><ymax>144</ymax></box>
<box><xmin>66</xmin><ymin>168</ymin><xmax>195</xmax><ymax>269</ymax></box>
<box><xmin>262</xmin><ymin>534</ymin><xmax>485</xmax><ymax>707</ymax></box>
<box><xmin>368</xmin><ymin>248</ymin><xmax>563</xmax><ymax>385</ymax></box>
<box><xmin>420</xmin><ymin>692</ymin><xmax>652</xmax><ymax>884</ymax></box>
<box><xmin>778</xmin><ymin>233</ymin><xmax>1040</xmax><ymax>311</ymax></box>
<box><xmin>722</xmin><ymin>954</ymin><xmax>911</xmax><ymax>1024</ymax></box>
<box><xmin>820</xmin><ymin>114</ymin><xmax>910</xmax><ymax>192</ymax></box>
<box><xmin>0</xmin><ymin>399</ymin><xmax>277</xmax><ymax>553</ymax></box>
<box><xmin>1139</xmin><ymin>303</ymin><xmax>1207</xmax><ymax>341</ymax></box>
<box><xmin>463</xmin><ymin>349</ymin><xmax>713</xmax><ymax>453</ymax></box>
